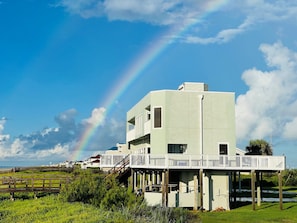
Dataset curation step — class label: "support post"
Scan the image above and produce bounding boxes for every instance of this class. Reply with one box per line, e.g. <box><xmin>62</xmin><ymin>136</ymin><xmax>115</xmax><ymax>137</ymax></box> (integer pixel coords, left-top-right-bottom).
<box><xmin>165</xmin><ymin>170</ymin><xmax>169</xmax><ymax>207</ymax></box>
<box><xmin>194</xmin><ymin>175</ymin><xmax>198</xmax><ymax>210</ymax></box>
<box><xmin>279</xmin><ymin>171</ymin><xmax>283</xmax><ymax>210</ymax></box>
<box><xmin>256</xmin><ymin>171</ymin><xmax>261</xmax><ymax>206</ymax></box>
<box><xmin>142</xmin><ymin>172</ymin><xmax>146</xmax><ymax>193</ymax></box>
<box><xmin>251</xmin><ymin>170</ymin><xmax>256</xmax><ymax>210</ymax></box>
<box><xmin>134</xmin><ymin>171</ymin><xmax>138</xmax><ymax>191</ymax></box>
<box><xmin>162</xmin><ymin>171</ymin><xmax>166</xmax><ymax>207</ymax></box>
<box><xmin>199</xmin><ymin>169</ymin><xmax>203</xmax><ymax>210</ymax></box>
<box><xmin>152</xmin><ymin>172</ymin><xmax>156</xmax><ymax>185</ymax></box>
<box><xmin>233</xmin><ymin>171</ymin><xmax>237</xmax><ymax>207</ymax></box>
<box><xmin>148</xmin><ymin>173</ymin><xmax>152</xmax><ymax>191</ymax></box>
<box><xmin>130</xmin><ymin>169</ymin><xmax>134</xmax><ymax>190</ymax></box>
<box><xmin>157</xmin><ymin>172</ymin><xmax>161</xmax><ymax>185</ymax></box>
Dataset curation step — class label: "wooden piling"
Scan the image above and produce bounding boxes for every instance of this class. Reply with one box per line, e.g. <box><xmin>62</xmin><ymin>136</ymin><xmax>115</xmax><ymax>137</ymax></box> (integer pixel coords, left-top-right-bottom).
<box><xmin>199</xmin><ymin>169</ymin><xmax>203</xmax><ymax>210</ymax></box>
<box><xmin>251</xmin><ymin>170</ymin><xmax>256</xmax><ymax>210</ymax></box>
<box><xmin>194</xmin><ymin>174</ymin><xmax>198</xmax><ymax>210</ymax></box>
<box><xmin>279</xmin><ymin>171</ymin><xmax>283</xmax><ymax>210</ymax></box>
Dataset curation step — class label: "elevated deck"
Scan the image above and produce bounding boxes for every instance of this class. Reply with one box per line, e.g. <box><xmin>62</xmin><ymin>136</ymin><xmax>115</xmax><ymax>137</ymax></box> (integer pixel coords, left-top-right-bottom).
<box><xmin>100</xmin><ymin>154</ymin><xmax>285</xmax><ymax>171</ymax></box>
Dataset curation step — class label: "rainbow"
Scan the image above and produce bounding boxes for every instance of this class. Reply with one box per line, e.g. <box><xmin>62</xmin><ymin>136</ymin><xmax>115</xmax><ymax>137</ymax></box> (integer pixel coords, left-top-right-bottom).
<box><xmin>71</xmin><ymin>0</ymin><xmax>228</xmax><ymax>160</ymax></box>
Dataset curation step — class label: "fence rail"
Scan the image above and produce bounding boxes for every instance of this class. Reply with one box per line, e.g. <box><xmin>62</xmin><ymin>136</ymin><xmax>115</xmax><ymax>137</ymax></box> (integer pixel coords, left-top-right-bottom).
<box><xmin>0</xmin><ymin>177</ymin><xmax>71</xmax><ymax>194</ymax></box>
<box><xmin>100</xmin><ymin>154</ymin><xmax>285</xmax><ymax>171</ymax></box>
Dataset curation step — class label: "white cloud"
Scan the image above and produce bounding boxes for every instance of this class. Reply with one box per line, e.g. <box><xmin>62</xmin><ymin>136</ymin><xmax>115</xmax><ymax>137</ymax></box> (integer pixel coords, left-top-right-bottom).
<box><xmin>56</xmin><ymin>0</ymin><xmax>297</xmax><ymax>44</ymax></box>
<box><xmin>0</xmin><ymin>118</ymin><xmax>9</xmax><ymax>143</ymax></box>
<box><xmin>56</xmin><ymin>0</ymin><xmax>237</xmax><ymax>27</ymax></box>
<box><xmin>0</xmin><ymin>106</ymin><xmax>126</xmax><ymax>165</ymax></box>
<box><xmin>185</xmin><ymin>19</ymin><xmax>252</xmax><ymax>44</ymax></box>
<box><xmin>83</xmin><ymin>107</ymin><xmax>106</xmax><ymax>126</ymax></box>
<box><xmin>33</xmin><ymin>143</ymin><xmax>70</xmax><ymax>158</ymax></box>
<box><xmin>236</xmin><ymin>42</ymin><xmax>297</xmax><ymax>141</ymax></box>
<box><xmin>283</xmin><ymin>117</ymin><xmax>297</xmax><ymax>139</ymax></box>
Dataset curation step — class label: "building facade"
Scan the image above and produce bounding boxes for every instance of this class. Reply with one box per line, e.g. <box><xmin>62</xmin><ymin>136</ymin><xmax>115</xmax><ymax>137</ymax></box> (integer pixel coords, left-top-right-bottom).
<box><xmin>100</xmin><ymin>82</ymin><xmax>285</xmax><ymax>211</ymax></box>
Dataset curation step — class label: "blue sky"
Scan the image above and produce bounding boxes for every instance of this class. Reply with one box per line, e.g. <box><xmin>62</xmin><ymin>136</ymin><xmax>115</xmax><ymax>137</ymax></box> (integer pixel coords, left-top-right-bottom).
<box><xmin>1</xmin><ymin>0</ymin><xmax>297</xmax><ymax>167</ymax></box>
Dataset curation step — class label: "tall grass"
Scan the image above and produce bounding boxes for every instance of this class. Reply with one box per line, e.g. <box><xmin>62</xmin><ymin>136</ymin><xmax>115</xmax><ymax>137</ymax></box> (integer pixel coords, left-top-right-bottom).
<box><xmin>0</xmin><ymin>195</ymin><xmax>197</xmax><ymax>223</ymax></box>
<box><xmin>199</xmin><ymin>202</ymin><xmax>297</xmax><ymax>223</ymax></box>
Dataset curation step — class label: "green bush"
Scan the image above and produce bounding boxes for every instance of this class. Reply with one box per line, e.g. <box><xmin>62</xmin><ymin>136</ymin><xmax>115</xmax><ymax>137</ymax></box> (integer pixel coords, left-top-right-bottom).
<box><xmin>283</xmin><ymin>169</ymin><xmax>297</xmax><ymax>186</ymax></box>
<box><xmin>100</xmin><ymin>186</ymin><xmax>140</xmax><ymax>211</ymax></box>
<box><xmin>59</xmin><ymin>169</ymin><xmax>106</xmax><ymax>205</ymax></box>
<box><xmin>59</xmin><ymin>170</ymin><xmax>142</xmax><ymax>209</ymax></box>
<box><xmin>59</xmin><ymin>170</ymin><xmax>196</xmax><ymax>222</ymax></box>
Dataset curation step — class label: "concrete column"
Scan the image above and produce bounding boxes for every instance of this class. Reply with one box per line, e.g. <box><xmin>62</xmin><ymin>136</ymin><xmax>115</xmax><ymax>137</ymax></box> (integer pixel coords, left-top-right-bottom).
<box><xmin>134</xmin><ymin>171</ymin><xmax>138</xmax><ymax>191</ymax></box>
<box><xmin>152</xmin><ymin>172</ymin><xmax>156</xmax><ymax>185</ymax></box>
<box><xmin>139</xmin><ymin>172</ymin><xmax>142</xmax><ymax>192</ymax></box>
<box><xmin>142</xmin><ymin>172</ymin><xmax>146</xmax><ymax>192</ymax></box>
<box><xmin>157</xmin><ymin>172</ymin><xmax>161</xmax><ymax>185</ymax></box>
<box><xmin>148</xmin><ymin>174</ymin><xmax>152</xmax><ymax>191</ymax></box>
<box><xmin>130</xmin><ymin>169</ymin><xmax>134</xmax><ymax>190</ymax></box>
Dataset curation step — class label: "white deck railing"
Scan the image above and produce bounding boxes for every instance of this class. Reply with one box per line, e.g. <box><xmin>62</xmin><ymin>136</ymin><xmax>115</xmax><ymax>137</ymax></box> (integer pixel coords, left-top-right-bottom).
<box><xmin>100</xmin><ymin>154</ymin><xmax>285</xmax><ymax>171</ymax></box>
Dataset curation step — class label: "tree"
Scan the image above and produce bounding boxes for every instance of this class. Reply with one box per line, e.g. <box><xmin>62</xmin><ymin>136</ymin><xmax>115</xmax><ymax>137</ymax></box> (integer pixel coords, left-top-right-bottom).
<box><xmin>245</xmin><ymin>139</ymin><xmax>273</xmax><ymax>155</ymax></box>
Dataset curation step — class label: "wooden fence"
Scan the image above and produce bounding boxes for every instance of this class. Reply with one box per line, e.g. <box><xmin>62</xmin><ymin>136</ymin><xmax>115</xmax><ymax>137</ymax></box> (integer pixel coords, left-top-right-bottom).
<box><xmin>0</xmin><ymin>177</ymin><xmax>71</xmax><ymax>198</ymax></box>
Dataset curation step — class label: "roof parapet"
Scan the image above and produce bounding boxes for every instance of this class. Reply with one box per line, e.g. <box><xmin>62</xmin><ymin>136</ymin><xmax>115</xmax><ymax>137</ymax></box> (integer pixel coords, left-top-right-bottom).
<box><xmin>178</xmin><ymin>82</ymin><xmax>208</xmax><ymax>92</ymax></box>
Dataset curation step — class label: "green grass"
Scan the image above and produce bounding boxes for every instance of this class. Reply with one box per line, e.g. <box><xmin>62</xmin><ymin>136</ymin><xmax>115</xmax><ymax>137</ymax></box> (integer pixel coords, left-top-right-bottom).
<box><xmin>0</xmin><ymin>195</ymin><xmax>199</xmax><ymax>223</ymax></box>
<box><xmin>0</xmin><ymin>195</ymin><xmax>144</xmax><ymax>223</ymax></box>
<box><xmin>1</xmin><ymin>168</ymin><xmax>297</xmax><ymax>223</ymax></box>
<box><xmin>199</xmin><ymin>203</ymin><xmax>297</xmax><ymax>223</ymax></box>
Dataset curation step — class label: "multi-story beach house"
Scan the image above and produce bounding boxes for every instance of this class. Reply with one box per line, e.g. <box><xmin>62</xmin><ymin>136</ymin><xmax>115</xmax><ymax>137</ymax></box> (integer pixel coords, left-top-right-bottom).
<box><xmin>100</xmin><ymin>82</ymin><xmax>285</xmax><ymax>211</ymax></box>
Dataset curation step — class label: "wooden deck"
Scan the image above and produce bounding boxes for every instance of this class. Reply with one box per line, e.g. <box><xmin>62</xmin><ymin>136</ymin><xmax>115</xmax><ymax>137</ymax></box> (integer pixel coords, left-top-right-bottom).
<box><xmin>100</xmin><ymin>154</ymin><xmax>286</xmax><ymax>171</ymax></box>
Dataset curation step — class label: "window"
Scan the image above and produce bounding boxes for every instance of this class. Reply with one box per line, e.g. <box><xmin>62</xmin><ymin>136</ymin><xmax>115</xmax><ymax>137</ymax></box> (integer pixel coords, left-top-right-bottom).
<box><xmin>145</xmin><ymin>105</ymin><xmax>151</xmax><ymax>121</ymax></box>
<box><xmin>128</xmin><ymin>117</ymin><xmax>135</xmax><ymax>131</ymax></box>
<box><xmin>168</xmin><ymin>144</ymin><xmax>187</xmax><ymax>154</ymax></box>
<box><xmin>154</xmin><ymin>107</ymin><xmax>162</xmax><ymax>128</ymax></box>
<box><xmin>219</xmin><ymin>144</ymin><xmax>228</xmax><ymax>155</ymax></box>
<box><xmin>147</xmin><ymin>111</ymin><xmax>151</xmax><ymax>121</ymax></box>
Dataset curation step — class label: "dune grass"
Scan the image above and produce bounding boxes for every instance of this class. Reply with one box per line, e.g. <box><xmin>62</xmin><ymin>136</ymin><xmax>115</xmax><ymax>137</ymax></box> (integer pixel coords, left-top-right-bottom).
<box><xmin>0</xmin><ymin>195</ymin><xmax>199</xmax><ymax>223</ymax></box>
<box><xmin>199</xmin><ymin>202</ymin><xmax>297</xmax><ymax>223</ymax></box>
<box><xmin>0</xmin><ymin>195</ymin><xmax>109</xmax><ymax>223</ymax></box>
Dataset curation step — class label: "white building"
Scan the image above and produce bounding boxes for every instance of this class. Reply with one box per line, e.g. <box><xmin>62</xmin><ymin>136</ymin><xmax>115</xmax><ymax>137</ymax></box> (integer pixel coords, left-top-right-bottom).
<box><xmin>100</xmin><ymin>82</ymin><xmax>285</xmax><ymax>210</ymax></box>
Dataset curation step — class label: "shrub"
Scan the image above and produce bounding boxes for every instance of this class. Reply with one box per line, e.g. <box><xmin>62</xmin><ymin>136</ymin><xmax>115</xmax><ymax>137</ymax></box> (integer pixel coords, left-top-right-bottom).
<box><xmin>59</xmin><ymin>169</ymin><xmax>106</xmax><ymax>205</ymax></box>
<box><xmin>100</xmin><ymin>186</ymin><xmax>141</xmax><ymax>211</ymax></box>
<box><xmin>59</xmin><ymin>170</ymin><xmax>142</xmax><ymax>209</ymax></box>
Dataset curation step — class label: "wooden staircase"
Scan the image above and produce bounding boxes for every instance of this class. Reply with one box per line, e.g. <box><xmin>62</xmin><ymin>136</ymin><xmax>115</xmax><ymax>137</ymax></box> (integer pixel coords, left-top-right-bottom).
<box><xmin>105</xmin><ymin>154</ymin><xmax>131</xmax><ymax>185</ymax></box>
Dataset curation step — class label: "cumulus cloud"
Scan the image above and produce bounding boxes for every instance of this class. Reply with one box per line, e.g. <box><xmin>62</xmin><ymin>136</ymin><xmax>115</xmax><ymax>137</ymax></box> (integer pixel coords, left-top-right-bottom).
<box><xmin>236</xmin><ymin>42</ymin><xmax>297</xmax><ymax>143</ymax></box>
<box><xmin>56</xmin><ymin>0</ymin><xmax>203</xmax><ymax>25</ymax></box>
<box><xmin>0</xmin><ymin>107</ymin><xmax>125</xmax><ymax>165</ymax></box>
<box><xmin>83</xmin><ymin>107</ymin><xmax>106</xmax><ymax>126</ymax></box>
<box><xmin>56</xmin><ymin>0</ymin><xmax>297</xmax><ymax>44</ymax></box>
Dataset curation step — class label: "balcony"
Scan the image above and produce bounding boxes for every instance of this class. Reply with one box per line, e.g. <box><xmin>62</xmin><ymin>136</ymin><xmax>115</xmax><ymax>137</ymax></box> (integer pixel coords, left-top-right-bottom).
<box><xmin>127</xmin><ymin>128</ymin><xmax>136</xmax><ymax>142</ymax></box>
<box><xmin>127</xmin><ymin>120</ymin><xmax>151</xmax><ymax>142</ymax></box>
<box><xmin>144</xmin><ymin>120</ymin><xmax>151</xmax><ymax>135</ymax></box>
<box><xmin>100</xmin><ymin>154</ymin><xmax>285</xmax><ymax>171</ymax></box>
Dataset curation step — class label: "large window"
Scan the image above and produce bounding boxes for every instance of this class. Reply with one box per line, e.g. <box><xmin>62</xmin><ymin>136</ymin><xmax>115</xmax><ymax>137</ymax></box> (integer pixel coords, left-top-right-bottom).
<box><xmin>219</xmin><ymin>143</ymin><xmax>228</xmax><ymax>155</ymax></box>
<box><xmin>154</xmin><ymin>107</ymin><xmax>162</xmax><ymax>128</ymax></box>
<box><xmin>168</xmin><ymin>144</ymin><xmax>187</xmax><ymax>154</ymax></box>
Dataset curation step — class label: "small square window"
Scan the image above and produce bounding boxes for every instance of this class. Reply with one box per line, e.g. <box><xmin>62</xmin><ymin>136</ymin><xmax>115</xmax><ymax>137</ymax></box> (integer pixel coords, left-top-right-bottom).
<box><xmin>219</xmin><ymin>144</ymin><xmax>228</xmax><ymax>155</ymax></box>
